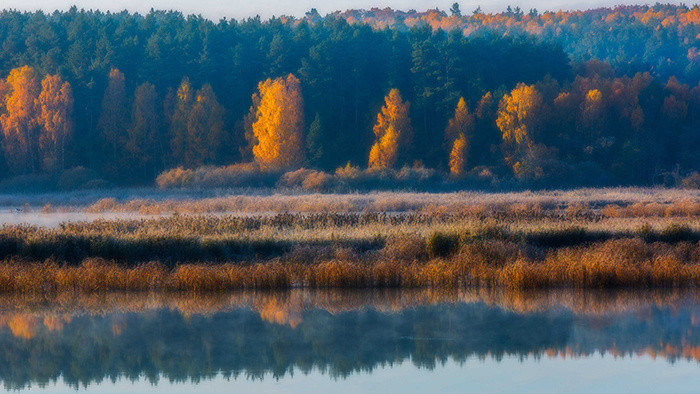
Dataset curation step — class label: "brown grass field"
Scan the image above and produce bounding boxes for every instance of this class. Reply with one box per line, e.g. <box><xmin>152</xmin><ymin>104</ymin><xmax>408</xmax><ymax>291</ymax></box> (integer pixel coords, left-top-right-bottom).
<box><xmin>1</xmin><ymin>188</ymin><xmax>700</xmax><ymax>292</ymax></box>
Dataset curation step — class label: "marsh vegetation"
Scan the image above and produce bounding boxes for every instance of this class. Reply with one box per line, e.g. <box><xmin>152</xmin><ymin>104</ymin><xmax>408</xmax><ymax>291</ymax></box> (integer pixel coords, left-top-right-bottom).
<box><xmin>0</xmin><ymin>188</ymin><xmax>699</xmax><ymax>291</ymax></box>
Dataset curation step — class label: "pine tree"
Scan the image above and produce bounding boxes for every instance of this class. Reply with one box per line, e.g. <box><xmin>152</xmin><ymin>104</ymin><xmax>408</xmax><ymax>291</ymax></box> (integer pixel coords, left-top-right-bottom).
<box><xmin>97</xmin><ymin>68</ymin><xmax>128</xmax><ymax>175</ymax></box>
<box><xmin>126</xmin><ymin>82</ymin><xmax>160</xmax><ymax>180</ymax></box>
<box><xmin>169</xmin><ymin>78</ymin><xmax>194</xmax><ymax>167</ymax></box>
<box><xmin>186</xmin><ymin>84</ymin><xmax>225</xmax><ymax>166</ymax></box>
<box><xmin>306</xmin><ymin>113</ymin><xmax>323</xmax><ymax>166</ymax></box>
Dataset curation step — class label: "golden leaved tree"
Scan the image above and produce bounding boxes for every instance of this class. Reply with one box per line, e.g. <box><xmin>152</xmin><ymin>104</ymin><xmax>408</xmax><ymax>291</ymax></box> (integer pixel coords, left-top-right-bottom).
<box><xmin>0</xmin><ymin>66</ymin><xmax>41</xmax><ymax>174</ymax></box>
<box><xmin>368</xmin><ymin>89</ymin><xmax>412</xmax><ymax>169</ymax></box>
<box><xmin>445</xmin><ymin>97</ymin><xmax>473</xmax><ymax>176</ymax></box>
<box><xmin>37</xmin><ymin>74</ymin><xmax>73</xmax><ymax>173</ymax></box>
<box><xmin>251</xmin><ymin>74</ymin><xmax>305</xmax><ymax>170</ymax></box>
<box><xmin>496</xmin><ymin>83</ymin><xmax>542</xmax><ymax>146</ymax></box>
<box><xmin>496</xmin><ymin>83</ymin><xmax>543</xmax><ymax>172</ymax></box>
<box><xmin>449</xmin><ymin>133</ymin><xmax>468</xmax><ymax>176</ymax></box>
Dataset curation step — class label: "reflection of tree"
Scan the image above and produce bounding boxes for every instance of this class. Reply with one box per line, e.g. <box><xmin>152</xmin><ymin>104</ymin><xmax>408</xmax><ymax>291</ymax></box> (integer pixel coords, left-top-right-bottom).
<box><xmin>0</xmin><ymin>289</ymin><xmax>698</xmax><ymax>389</ymax></box>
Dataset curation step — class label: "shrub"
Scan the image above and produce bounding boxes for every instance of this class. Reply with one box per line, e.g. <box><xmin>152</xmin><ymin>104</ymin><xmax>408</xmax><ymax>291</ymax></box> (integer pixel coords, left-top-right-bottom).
<box><xmin>191</xmin><ymin>162</ymin><xmax>277</xmax><ymax>188</ymax></box>
<box><xmin>426</xmin><ymin>231</ymin><xmax>461</xmax><ymax>257</ymax></box>
<box><xmin>156</xmin><ymin>167</ymin><xmax>194</xmax><ymax>188</ymax></box>
<box><xmin>335</xmin><ymin>163</ymin><xmax>362</xmax><ymax>178</ymax></box>
<box><xmin>278</xmin><ymin>168</ymin><xmax>333</xmax><ymax>191</ymax></box>
<box><xmin>681</xmin><ymin>172</ymin><xmax>700</xmax><ymax>189</ymax></box>
<box><xmin>660</xmin><ymin>223</ymin><xmax>694</xmax><ymax>242</ymax></box>
<box><xmin>57</xmin><ymin>167</ymin><xmax>103</xmax><ymax>190</ymax></box>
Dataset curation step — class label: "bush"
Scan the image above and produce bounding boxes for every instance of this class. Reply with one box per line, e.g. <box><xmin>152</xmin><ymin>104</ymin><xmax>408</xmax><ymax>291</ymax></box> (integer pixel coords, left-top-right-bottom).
<box><xmin>157</xmin><ymin>163</ymin><xmax>280</xmax><ymax>189</ymax></box>
<box><xmin>660</xmin><ymin>223</ymin><xmax>694</xmax><ymax>242</ymax></box>
<box><xmin>681</xmin><ymin>172</ymin><xmax>700</xmax><ymax>189</ymax></box>
<box><xmin>426</xmin><ymin>231</ymin><xmax>461</xmax><ymax>257</ymax></box>
<box><xmin>57</xmin><ymin>167</ymin><xmax>104</xmax><ymax>190</ymax></box>
<box><xmin>278</xmin><ymin>168</ymin><xmax>333</xmax><ymax>191</ymax></box>
<box><xmin>156</xmin><ymin>167</ymin><xmax>194</xmax><ymax>188</ymax></box>
<box><xmin>192</xmin><ymin>163</ymin><xmax>275</xmax><ymax>188</ymax></box>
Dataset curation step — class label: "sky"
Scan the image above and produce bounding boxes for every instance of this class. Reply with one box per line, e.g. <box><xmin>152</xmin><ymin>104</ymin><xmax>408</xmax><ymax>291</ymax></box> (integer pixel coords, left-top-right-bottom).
<box><xmin>0</xmin><ymin>0</ymin><xmax>689</xmax><ymax>20</ymax></box>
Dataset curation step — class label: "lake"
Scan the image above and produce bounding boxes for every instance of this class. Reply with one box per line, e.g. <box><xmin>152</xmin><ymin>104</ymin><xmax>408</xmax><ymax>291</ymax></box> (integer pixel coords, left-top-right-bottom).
<box><xmin>2</xmin><ymin>289</ymin><xmax>700</xmax><ymax>393</ymax></box>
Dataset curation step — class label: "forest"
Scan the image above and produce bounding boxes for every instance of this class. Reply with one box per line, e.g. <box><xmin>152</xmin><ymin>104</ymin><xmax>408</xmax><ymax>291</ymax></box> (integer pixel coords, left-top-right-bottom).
<box><xmin>0</xmin><ymin>4</ymin><xmax>699</xmax><ymax>189</ymax></box>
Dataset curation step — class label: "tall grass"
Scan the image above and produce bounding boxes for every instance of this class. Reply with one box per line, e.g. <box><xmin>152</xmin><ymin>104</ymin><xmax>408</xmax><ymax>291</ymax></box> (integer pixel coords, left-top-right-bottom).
<box><xmin>0</xmin><ymin>189</ymin><xmax>697</xmax><ymax>292</ymax></box>
<box><xmin>0</xmin><ymin>236</ymin><xmax>698</xmax><ymax>292</ymax></box>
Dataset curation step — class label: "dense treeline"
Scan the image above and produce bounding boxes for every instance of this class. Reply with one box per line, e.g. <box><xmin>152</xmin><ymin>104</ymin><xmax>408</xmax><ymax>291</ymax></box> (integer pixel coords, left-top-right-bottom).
<box><xmin>338</xmin><ymin>4</ymin><xmax>700</xmax><ymax>82</ymax></box>
<box><xmin>0</xmin><ymin>5</ymin><xmax>698</xmax><ymax>187</ymax></box>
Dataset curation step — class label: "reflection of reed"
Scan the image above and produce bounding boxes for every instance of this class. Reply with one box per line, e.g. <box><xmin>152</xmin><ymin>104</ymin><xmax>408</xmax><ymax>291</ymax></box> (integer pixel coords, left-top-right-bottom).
<box><xmin>0</xmin><ymin>288</ymin><xmax>696</xmax><ymax>333</ymax></box>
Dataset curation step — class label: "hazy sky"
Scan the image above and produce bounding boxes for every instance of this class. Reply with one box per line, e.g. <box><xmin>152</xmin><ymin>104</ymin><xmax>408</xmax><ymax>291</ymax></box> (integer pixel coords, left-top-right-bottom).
<box><xmin>1</xmin><ymin>0</ymin><xmax>688</xmax><ymax>20</ymax></box>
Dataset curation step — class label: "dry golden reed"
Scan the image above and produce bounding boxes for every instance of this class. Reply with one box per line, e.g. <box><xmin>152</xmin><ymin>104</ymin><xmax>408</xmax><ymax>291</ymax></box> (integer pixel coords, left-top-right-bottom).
<box><xmin>0</xmin><ymin>237</ymin><xmax>697</xmax><ymax>293</ymax></box>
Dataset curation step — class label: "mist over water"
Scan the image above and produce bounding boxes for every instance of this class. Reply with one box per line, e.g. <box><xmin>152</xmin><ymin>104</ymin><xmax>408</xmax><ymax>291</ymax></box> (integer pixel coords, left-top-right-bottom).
<box><xmin>2</xmin><ymin>0</ymin><xmax>687</xmax><ymax>20</ymax></box>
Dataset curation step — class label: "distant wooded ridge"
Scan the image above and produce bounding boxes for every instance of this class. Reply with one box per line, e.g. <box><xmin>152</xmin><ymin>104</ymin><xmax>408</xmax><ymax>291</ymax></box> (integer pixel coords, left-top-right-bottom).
<box><xmin>0</xmin><ymin>4</ymin><xmax>698</xmax><ymax>189</ymax></box>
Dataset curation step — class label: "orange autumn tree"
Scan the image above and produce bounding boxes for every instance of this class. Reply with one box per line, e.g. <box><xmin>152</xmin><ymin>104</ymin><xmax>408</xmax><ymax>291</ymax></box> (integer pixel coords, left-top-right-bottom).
<box><xmin>449</xmin><ymin>133</ymin><xmax>468</xmax><ymax>176</ymax></box>
<box><xmin>496</xmin><ymin>83</ymin><xmax>543</xmax><ymax>172</ymax></box>
<box><xmin>251</xmin><ymin>74</ymin><xmax>305</xmax><ymax>170</ymax></box>
<box><xmin>368</xmin><ymin>89</ymin><xmax>412</xmax><ymax>169</ymax></box>
<box><xmin>0</xmin><ymin>66</ymin><xmax>41</xmax><ymax>174</ymax></box>
<box><xmin>37</xmin><ymin>74</ymin><xmax>73</xmax><ymax>173</ymax></box>
<box><xmin>496</xmin><ymin>83</ymin><xmax>542</xmax><ymax>146</ymax></box>
<box><xmin>445</xmin><ymin>97</ymin><xmax>473</xmax><ymax>176</ymax></box>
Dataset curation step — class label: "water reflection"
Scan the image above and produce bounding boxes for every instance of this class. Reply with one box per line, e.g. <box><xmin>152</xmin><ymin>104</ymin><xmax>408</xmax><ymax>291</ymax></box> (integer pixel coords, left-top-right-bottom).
<box><xmin>0</xmin><ymin>289</ymin><xmax>699</xmax><ymax>390</ymax></box>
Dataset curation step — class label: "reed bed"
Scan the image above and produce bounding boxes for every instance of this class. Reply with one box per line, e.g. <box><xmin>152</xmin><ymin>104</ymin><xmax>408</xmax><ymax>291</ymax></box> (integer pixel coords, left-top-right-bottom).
<box><xmin>0</xmin><ymin>189</ymin><xmax>699</xmax><ymax>292</ymax></box>
<box><xmin>3</xmin><ymin>187</ymin><xmax>700</xmax><ymax>217</ymax></box>
<box><xmin>0</xmin><ymin>237</ymin><xmax>698</xmax><ymax>292</ymax></box>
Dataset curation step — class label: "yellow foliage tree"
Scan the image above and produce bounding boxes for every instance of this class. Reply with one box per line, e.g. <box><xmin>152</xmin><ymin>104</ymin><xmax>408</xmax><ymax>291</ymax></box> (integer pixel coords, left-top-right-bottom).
<box><xmin>496</xmin><ymin>83</ymin><xmax>542</xmax><ymax>146</ymax></box>
<box><xmin>444</xmin><ymin>97</ymin><xmax>473</xmax><ymax>143</ymax></box>
<box><xmin>368</xmin><ymin>89</ymin><xmax>412</xmax><ymax>169</ymax></box>
<box><xmin>444</xmin><ymin>97</ymin><xmax>473</xmax><ymax>172</ymax></box>
<box><xmin>496</xmin><ymin>83</ymin><xmax>544</xmax><ymax>171</ymax></box>
<box><xmin>36</xmin><ymin>74</ymin><xmax>73</xmax><ymax>173</ymax></box>
<box><xmin>449</xmin><ymin>133</ymin><xmax>468</xmax><ymax>176</ymax></box>
<box><xmin>0</xmin><ymin>66</ymin><xmax>41</xmax><ymax>174</ymax></box>
<box><xmin>251</xmin><ymin>74</ymin><xmax>305</xmax><ymax>170</ymax></box>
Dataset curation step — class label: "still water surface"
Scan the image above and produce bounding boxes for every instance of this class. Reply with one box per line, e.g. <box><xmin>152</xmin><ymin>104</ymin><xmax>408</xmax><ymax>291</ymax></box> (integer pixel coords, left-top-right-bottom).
<box><xmin>1</xmin><ymin>289</ymin><xmax>699</xmax><ymax>393</ymax></box>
